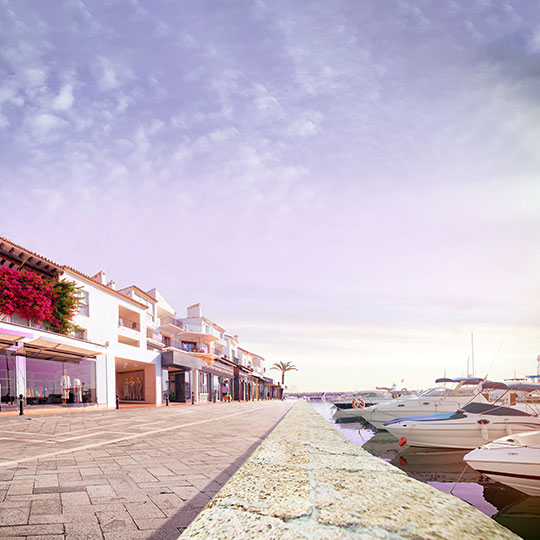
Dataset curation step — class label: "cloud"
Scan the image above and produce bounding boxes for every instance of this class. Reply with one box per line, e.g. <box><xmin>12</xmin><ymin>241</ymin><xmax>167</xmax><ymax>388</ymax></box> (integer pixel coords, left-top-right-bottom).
<box><xmin>53</xmin><ymin>84</ymin><xmax>74</xmax><ymax>111</ymax></box>
<box><xmin>26</xmin><ymin>112</ymin><xmax>66</xmax><ymax>139</ymax></box>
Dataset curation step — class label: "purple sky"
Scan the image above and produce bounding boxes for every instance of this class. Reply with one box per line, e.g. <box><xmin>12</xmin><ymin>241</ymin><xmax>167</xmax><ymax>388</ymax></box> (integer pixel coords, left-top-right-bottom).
<box><xmin>2</xmin><ymin>0</ymin><xmax>540</xmax><ymax>391</ymax></box>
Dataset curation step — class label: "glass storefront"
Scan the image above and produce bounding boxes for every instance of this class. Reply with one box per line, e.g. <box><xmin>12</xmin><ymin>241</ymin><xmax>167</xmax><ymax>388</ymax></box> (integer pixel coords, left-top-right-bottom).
<box><xmin>169</xmin><ymin>369</ymin><xmax>191</xmax><ymax>403</ymax></box>
<box><xmin>25</xmin><ymin>357</ymin><xmax>96</xmax><ymax>405</ymax></box>
<box><xmin>0</xmin><ymin>354</ymin><xmax>16</xmax><ymax>403</ymax></box>
<box><xmin>199</xmin><ymin>371</ymin><xmax>210</xmax><ymax>401</ymax></box>
<box><xmin>117</xmin><ymin>370</ymin><xmax>145</xmax><ymax>401</ymax></box>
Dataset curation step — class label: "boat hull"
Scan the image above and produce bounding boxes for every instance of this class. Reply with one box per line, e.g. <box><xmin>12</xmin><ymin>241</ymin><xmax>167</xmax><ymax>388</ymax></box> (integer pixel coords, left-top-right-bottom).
<box><xmin>385</xmin><ymin>418</ymin><xmax>540</xmax><ymax>449</ymax></box>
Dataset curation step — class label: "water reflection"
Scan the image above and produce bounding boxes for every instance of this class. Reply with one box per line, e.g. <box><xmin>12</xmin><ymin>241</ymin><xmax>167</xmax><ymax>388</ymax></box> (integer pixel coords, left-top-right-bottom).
<box><xmin>311</xmin><ymin>399</ymin><xmax>539</xmax><ymax>540</ymax></box>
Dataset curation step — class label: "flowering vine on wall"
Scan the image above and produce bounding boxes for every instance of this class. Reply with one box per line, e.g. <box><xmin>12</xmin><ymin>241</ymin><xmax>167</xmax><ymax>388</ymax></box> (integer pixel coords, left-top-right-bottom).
<box><xmin>0</xmin><ymin>267</ymin><xmax>82</xmax><ymax>335</ymax></box>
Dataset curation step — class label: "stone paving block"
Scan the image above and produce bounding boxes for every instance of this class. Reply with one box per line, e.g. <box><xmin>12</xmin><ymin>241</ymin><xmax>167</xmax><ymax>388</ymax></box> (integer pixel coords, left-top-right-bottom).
<box><xmin>61</xmin><ymin>503</ymin><xmax>126</xmax><ymax>515</ymax></box>
<box><xmin>27</xmin><ymin>536</ymin><xmax>64</xmax><ymax>540</ymax></box>
<box><xmin>33</xmin><ymin>474</ymin><xmax>59</xmax><ymax>489</ymax></box>
<box><xmin>87</xmin><ymin>484</ymin><xmax>118</xmax><ymax>502</ymax></box>
<box><xmin>64</xmin><ymin>521</ymin><xmax>104</xmax><ymax>539</ymax></box>
<box><xmin>0</xmin><ymin>523</ymin><xmax>64</xmax><ymax>536</ymax></box>
<box><xmin>169</xmin><ymin>486</ymin><xmax>200</xmax><ymax>501</ymax></box>
<box><xmin>0</xmin><ymin>505</ymin><xmax>30</xmax><ymax>527</ymax></box>
<box><xmin>7</xmin><ymin>483</ymin><xmax>33</xmax><ymax>496</ymax></box>
<box><xmin>29</xmin><ymin>512</ymin><xmax>99</xmax><ymax>524</ymax></box>
<box><xmin>96</xmin><ymin>511</ymin><xmax>137</xmax><ymax>532</ymax></box>
<box><xmin>30</xmin><ymin>497</ymin><xmax>62</xmax><ymax>515</ymax></box>
<box><xmin>127</xmin><ymin>471</ymin><xmax>158</xmax><ymax>484</ymax></box>
<box><xmin>125</xmin><ymin>500</ymin><xmax>166</xmax><ymax>519</ymax></box>
<box><xmin>60</xmin><ymin>491</ymin><xmax>91</xmax><ymax>507</ymax></box>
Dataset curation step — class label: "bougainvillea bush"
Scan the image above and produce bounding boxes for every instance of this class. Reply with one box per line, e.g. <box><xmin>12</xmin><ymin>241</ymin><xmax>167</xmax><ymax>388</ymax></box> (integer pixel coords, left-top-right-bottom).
<box><xmin>0</xmin><ymin>267</ymin><xmax>81</xmax><ymax>335</ymax></box>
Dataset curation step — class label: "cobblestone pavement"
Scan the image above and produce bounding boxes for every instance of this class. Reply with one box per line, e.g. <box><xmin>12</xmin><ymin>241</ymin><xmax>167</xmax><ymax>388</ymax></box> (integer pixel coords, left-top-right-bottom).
<box><xmin>0</xmin><ymin>400</ymin><xmax>294</xmax><ymax>539</ymax></box>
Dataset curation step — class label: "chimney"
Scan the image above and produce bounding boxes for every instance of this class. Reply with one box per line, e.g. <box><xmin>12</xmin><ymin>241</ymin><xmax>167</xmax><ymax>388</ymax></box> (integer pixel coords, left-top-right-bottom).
<box><xmin>107</xmin><ymin>280</ymin><xmax>116</xmax><ymax>290</ymax></box>
<box><xmin>187</xmin><ymin>303</ymin><xmax>202</xmax><ymax>318</ymax></box>
<box><xmin>91</xmin><ymin>270</ymin><xmax>107</xmax><ymax>285</ymax></box>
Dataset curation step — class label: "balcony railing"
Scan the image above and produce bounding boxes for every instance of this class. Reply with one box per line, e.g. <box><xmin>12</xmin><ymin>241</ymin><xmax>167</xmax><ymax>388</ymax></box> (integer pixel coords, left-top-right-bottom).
<box><xmin>0</xmin><ymin>314</ymin><xmax>47</xmax><ymax>331</ymax></box>
<box><xmin>166</xmin><ymin>339</ymin><xmax>210</xmax><ymax>354</ymax></box>
<box><xmin>146</xmin><ymin>329</ymin><xmax>163</xmax><ymax>342</ymax></box>
<box><xmin>118</xmin><ymin>317</ymin><xmax>140</xmax><ymax>332</ymax></box>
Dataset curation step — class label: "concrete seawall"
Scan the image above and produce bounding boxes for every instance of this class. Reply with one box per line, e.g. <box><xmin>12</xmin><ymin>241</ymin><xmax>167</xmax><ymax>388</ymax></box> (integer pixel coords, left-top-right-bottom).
<box><xmin>180</xmin><ymin>399</ymin><xmax>517</xmax><ymax>539</ymax></box>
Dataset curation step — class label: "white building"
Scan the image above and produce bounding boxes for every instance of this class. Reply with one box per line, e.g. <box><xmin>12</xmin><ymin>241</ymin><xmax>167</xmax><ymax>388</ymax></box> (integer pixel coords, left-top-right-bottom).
<box><xmin>0</xmin><ymin>235</ymin><xmax>278</xmax><ymax>410</ymax></box>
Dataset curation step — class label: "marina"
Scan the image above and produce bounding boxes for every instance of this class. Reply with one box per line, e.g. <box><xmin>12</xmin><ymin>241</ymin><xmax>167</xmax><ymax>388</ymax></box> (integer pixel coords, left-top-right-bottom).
<box><xmin>312</xmin><ymin>398</ymin><xmax>539</xmax><ymax>540</ymax></box>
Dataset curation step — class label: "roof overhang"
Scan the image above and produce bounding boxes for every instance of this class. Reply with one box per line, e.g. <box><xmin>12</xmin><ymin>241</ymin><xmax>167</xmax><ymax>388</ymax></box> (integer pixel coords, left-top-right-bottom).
<box><xmin>161</xmin><ymin>350</ymin><xmax>203</xmax><ymax>371</ymax></box>
<box><xmin>176</xmin><ymin>331</ymin><xmax>219</xmax><ymax>343</ymax></box>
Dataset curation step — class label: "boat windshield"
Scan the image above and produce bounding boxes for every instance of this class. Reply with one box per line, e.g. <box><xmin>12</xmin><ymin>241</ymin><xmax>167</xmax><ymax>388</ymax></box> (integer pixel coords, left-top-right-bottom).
<box><xmin>461</xmin><ymin>402</ymin><xmax>533</xmax><ymax>416</ymax></box>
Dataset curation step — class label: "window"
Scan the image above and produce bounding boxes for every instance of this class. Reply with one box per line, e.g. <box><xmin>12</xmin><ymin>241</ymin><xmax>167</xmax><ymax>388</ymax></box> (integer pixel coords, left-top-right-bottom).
<box><xmin>74</xmin><ymin>328</ymin><xmax>87</xmax><ymax>340</ymax></box>
<box><xmin>78</xmin><ymin>291</ymin><xmax>89</xmax><ymax>317</ymax></box>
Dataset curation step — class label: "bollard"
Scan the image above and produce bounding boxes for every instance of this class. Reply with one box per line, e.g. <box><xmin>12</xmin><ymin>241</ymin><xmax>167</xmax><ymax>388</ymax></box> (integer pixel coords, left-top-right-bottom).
<box><xmin>19</xmin><ymin>394</ymin><xmax>23</xmax><ymax>416</ymax></box>
<box><xmin>191</xmin><ymin>391</ymin><xmax>195</xmax><ymax>405</ymax></box>
<box><xmin>165</xmin><ymin>396</ymin><xmax>169</xmax><ymax>406</ymax></box>
<box><xmin>213</xmin><ymin>390</ymin><xmax>217</xmax><ymax>403</ymax></box>
<box><xmin>116</xmin><ymin>394</ymin><xmax>119</xmax><ymax>409</ymax></box>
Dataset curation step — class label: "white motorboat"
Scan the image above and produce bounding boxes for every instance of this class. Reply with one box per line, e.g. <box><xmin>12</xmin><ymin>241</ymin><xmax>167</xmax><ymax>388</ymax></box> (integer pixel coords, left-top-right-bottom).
<box><xmin>332</xmin><ymin>390</ymin><xmax>393</xmax><ymax>422</ymax></box>
<box><xmin>464</xmin><ymin>430</ymin><xmax>540</xmax><ymax>497</ymax></box>
<box><xmin>383</xmin><ymin>382</ymin><xmax>540</xmax><ymax>449</ymax></box>
<box><xmin>360</xmin><ymin>377</ymin><xmax>489</xmax><ymax>430</ymax></box>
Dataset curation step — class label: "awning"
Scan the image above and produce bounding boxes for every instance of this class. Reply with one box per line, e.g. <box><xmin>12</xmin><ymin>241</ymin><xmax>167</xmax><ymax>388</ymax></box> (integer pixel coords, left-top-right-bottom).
<box><xmin>204</xmin><ymin>359</ymin><xmax>234</xmax><ymax>377</ymax></box>
<box><xmin>20</xmin><ymin>337</ymin><xmax>100</xmax><ymax>363</ymax></box>
<box><xmin>161</xmin><ymin>350</ymin><xmax>203</xmax><ymax>371</ymax></box>
<box><xmin>0</xmin><ymin>328</ymin><xmax>32</xmax><ymax>353</ymax></box>
<box><xmin>202</xmin><ymin>362</ymin><xmax>234</xmax><ymax>378</ymax></box>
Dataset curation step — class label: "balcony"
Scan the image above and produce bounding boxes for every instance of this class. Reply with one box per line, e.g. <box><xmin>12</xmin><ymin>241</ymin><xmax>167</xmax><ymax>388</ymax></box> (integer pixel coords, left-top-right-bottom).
<box><xmin>118</xmin><ymin>317</ymin><xmax>140</xmax><ymax>332</ymax></box>
<box><xmin>146</xmin><ymin>328</ymin><xmax>163</xmax><ymax>348</ymax></box>
<box><xmin>159</xmin><ymin>317</ymin><xmax>185</xmax><ymax>334</ymax></box>
<box><xmin>166</xmin><ymin>340</ymin><xmax>208</xmax><ymax>354</ymax></box>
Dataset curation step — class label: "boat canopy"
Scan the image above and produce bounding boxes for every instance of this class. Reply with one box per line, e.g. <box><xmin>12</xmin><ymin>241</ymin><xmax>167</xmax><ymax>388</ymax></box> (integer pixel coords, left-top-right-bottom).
<box><xmin>508</xmin><ymin>382</ymin><xmax>540</xmax><ymax>392</ymax></box>
<box><xmin>435</xmin><ymin>377</ymin><xmax>484</xmax><ymax>385</ymax></box>
<box><xmin>481</xmin><ymin>381</ymin><xmax>540</xmax><ymax>392</ymax></box>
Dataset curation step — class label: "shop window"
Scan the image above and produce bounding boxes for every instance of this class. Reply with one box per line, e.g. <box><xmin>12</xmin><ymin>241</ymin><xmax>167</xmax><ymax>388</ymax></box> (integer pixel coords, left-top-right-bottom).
<box><xmin>0</xmin><ymin>354</ymin><xmax>16</xmax><ymax>403</ymax></box>
<box><xmin>117</xmin><ymin>370</ymin><xmax>145</xmax><ymax>401</ymax></box>
<box><xmin>25</xmin><ymin>357</ymin><xmax>96</xmax><ymax>405</ymax></box>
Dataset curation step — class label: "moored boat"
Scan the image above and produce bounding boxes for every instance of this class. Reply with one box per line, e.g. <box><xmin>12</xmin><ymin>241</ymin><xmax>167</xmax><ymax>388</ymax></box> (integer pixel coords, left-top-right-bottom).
<box><xmin>360</xmin><ymin>377</ymin><xmax>490</xmax><ymax>430</ymax></box>
<box><xmin>464</xmin><ymin>430</ymin><xmax>540</xmax><ymax>497</ymax></box>
<box><xmin>383</xmin><ymin>382</ymin><xmax>540</xmax><ymax>449</ymax></box>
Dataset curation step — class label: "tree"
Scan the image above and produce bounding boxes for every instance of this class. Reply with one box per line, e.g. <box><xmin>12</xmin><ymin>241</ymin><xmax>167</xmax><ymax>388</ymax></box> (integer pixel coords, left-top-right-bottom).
<box><xmin>271</xmin><ymin>361</ymin><xmax>298</xmax><ymax>386</ymax></box>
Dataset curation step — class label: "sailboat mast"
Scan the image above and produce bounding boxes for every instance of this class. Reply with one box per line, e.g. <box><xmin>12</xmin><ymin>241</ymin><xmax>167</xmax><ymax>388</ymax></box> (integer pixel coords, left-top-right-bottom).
<box><xmin>471</xmin><ymin>333</ymin><xmax>475</xmax><ymax>377</ymax></box>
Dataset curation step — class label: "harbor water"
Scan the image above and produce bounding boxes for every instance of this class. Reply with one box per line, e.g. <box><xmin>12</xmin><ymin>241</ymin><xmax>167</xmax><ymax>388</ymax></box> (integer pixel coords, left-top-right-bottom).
<box><xmin>310</xmin><ymin>399</ymin><xmax>540</xmax><ymax>540</ymax></box>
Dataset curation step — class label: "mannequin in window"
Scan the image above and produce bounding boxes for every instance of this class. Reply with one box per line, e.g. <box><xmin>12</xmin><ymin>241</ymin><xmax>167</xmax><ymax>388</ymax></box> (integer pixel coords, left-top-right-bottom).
<box><xmin>61</xmin><ymin>370</ymin><xmax>71</xmax><ymax>404</ymax></box>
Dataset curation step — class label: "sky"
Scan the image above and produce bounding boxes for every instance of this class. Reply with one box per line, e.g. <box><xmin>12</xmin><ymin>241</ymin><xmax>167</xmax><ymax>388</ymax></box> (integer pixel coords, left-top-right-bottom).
<box><xmin>1</xmin><ymin>0</ymin><xmax>540</xmax><ymax>392</ymax></box>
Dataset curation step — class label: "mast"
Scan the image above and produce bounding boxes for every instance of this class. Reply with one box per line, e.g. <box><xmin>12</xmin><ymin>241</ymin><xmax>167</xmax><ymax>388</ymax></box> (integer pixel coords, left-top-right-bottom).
<box><xmin>471</xmin><ymin>333</ymin><xmax>475</xmax><ymax>377</ymax></box>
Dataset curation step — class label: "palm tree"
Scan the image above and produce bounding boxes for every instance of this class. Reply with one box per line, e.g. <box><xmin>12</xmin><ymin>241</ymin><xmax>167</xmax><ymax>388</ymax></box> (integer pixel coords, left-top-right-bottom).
<box><xmin>271</xmin><ymin>361</ymin><xmax>298</xmax><ymax>386</ymax></box>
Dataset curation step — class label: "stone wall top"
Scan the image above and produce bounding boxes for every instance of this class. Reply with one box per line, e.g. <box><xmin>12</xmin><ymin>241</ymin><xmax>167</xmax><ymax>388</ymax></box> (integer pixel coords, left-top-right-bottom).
<box><xmin>180</xmin><ymin>399</ymin><xmax>518</xmax><ymax>539</ymax></box>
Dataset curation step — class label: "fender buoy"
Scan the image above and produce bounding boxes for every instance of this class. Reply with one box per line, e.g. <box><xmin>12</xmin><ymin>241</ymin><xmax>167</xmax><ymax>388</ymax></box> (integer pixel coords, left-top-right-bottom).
<box><xmin>352</xmin><ymin>398</ymin><xmax>365</xmax><ymax>410</ymax></box>
<box><xmin>398</xmin><ymin>437</ymin><xmax>407</xmax><ymax>447</ymax></box>
<box><xmin>399</xmin><ymin>456</ymin><xmax>408</xmax><ymax>466</ymax></box>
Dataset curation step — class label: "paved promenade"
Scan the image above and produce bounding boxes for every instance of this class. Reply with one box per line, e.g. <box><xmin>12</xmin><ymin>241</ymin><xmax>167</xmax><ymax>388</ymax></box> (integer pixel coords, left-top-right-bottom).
<box><xmin>0</xmin><ymin>400</ymin><xmax>294</xmax><ymax>539</ymax></box>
